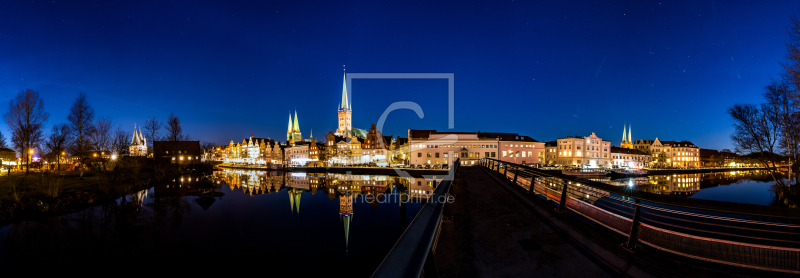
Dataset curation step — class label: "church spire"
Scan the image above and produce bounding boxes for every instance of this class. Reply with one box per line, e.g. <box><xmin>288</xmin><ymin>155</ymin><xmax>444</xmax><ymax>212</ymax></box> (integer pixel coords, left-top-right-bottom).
<box><xmin>293</xmin><ymin>110</ymin><xmax>300</xmax><ymax>132</ymax></box>
<box><xmin>287</xmin><ymin>113</ymin><xmax>293</xmax><ymax>134</ymax></box>
<box><xmin>140</xmin><ymin>126</ymin><xmax>146</xmax><ymax>146</ymax></box>
<box><xmin>628</xmin><ymin>124</ymin><xmax>632</xmax><ymax>143</ymax></box>
<box><xmin>131</xmin><ymin>124</ymin><xmax>138</xmax><ymax>145</ymax></box>
<box><xmin>622</xmin><ymin>124</ymin><xmax>627</xmax><ymax>143</ymax></box>
<box><xmin>340</xmin><ymin>73</ymin><xmax>350</xmax><ymax>111</ymax></box>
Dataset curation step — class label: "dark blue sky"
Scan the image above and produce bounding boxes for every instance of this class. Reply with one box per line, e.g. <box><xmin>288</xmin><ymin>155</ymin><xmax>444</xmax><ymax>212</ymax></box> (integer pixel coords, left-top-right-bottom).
<box><xmin>0</xmin><ymin>0</ymin><xmax>796</xmax><ymax>150</ymax></box>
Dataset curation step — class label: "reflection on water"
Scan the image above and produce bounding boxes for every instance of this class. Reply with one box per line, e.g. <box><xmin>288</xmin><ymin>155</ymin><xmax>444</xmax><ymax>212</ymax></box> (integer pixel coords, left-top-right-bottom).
<box><xmin>589</xmin><ymin>170</ymin><xmax>780</xmax><ymax>205</ymax></box>
<box><xmin>0</xmin><ymin>169</ymin><xmax>445</xmax><ymax>273</ymax></box>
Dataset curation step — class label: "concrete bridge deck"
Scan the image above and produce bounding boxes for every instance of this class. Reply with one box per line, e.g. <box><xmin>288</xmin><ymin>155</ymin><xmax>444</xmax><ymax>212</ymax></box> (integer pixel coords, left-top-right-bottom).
<box><xmin>433</xmin><ymin>166</ymin><xmax>791</xmax><ymax>278</ymax></box>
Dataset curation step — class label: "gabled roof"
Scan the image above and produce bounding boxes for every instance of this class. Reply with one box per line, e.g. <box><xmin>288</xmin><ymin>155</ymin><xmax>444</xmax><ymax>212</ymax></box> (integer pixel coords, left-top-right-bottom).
<box><xmin>394</xmin><ymin>137</ymin><xmax>408</xmax><ymax>146</ymax></box>
<box><xmin>545</xmin><ymin>140</ymin><xmax>558</xmax><ymax>147</ymax></box>
<box><xmin>0</xmin><ymin>147</ymin><xmax>15</xmax><ymax>153</ymax></box>
<box><xmin>409</xmin><ymin>129</ymin><xmax>437</xmax><ymax>139</ymax></box>
<box><xmin>673</xmin><ymin>140</ymin><xmax>697</xmax><ymax>148</ymax></box>
<box><xmin>610</xmin><ymin>147</ymin><xmax>648</xmax><ymax>155</ymax></box>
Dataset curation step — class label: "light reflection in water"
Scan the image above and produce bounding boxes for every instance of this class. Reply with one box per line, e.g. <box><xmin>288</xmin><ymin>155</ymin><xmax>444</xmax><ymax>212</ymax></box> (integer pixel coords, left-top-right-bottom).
<box><xmin>0</xmin><ymin>169</ymin><xmax>446</xmax><ymax>274</ymax></box>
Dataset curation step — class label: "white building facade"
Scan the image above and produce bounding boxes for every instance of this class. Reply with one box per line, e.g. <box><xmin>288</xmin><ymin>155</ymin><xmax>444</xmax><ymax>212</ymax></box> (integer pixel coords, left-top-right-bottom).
<box><xmin>408</xmin><ymin>129</ymin><xmax>499</xmax><ymax>166</ymax></box>
<box><xmin>553</xmin><ymin>132</ymin><xmax>612</xmax><ymax>168</ymax></box>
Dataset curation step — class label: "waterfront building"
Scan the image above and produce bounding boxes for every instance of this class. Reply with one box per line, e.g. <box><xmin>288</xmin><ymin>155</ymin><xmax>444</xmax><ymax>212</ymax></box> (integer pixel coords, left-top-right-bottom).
<box><xmin>620</xmin><ymin>124</ymin><xmax>633</xmax><ymax>149</ymax></box>
<box><xmin>553</xmin><ymin>133</ymin><xmax>612</xmax><ymax>168</ymax></box>
<box><xmin>633</xmin><ymin>139</ymin><xmax>654</xmax><ymax>154</ymax></box>
<box><xmin>543</xmin><ymin>141</ymin><xmax>558</xmax><ymax>166</ymax></box>
<box><xmin>362</xmin><ymin>124</ymin><xmax>389</xmax><ymax>166</ymax></box>
<box><xmin>610</xmin><ymin>146</ymin><xmax>651</xmax><ymax>168</ymax></box>
<box><xmin>0</xmin><ymin>148</ymin><xmax>16</xmax><ymax>166</ymax></box>
<box><xmin>153</xmin><ymin>141</ymin><xmax>201</xmax><ymax>164</ymax></box>
<box><xmin>493</xmin><ymin>133</ymin><xmax>545</xmax><ymax>166</ymax></box>
<box><xmin>387</xmin><ymin>136</ymin><xmax>409</xmax><ymax>165</ymax></box>
<box><xmin>408</xmin><ymin>129</ymin><xmax>499</xmax><ymax>166</ymax></box>
<box><xmin>205</xmin><ymin>136</ymin><xmax>284</xmax><ymax>166</ymax></box>
<box><xmin>286</xmin><ymin>142</ymin><xmax>311</xmax><ymax>166</ymax></box>
<box><xmin>309</xmin><ymin>140</ymin><xmax>326</xmax><ymax>165</ymax></box>
<box><xmin>129</xmin><ymin>125</ymin><xmax>148</xmax><ymax>157</ymax></box>
<box><xmin>347</xmin><ymin>135</ymin><xmax>364</xmax><ymax>165</ymax></box>
<box><xmin>649</xmin><ymin>138</ymin><xmax>700</xmax><ymax>168</ymax></box>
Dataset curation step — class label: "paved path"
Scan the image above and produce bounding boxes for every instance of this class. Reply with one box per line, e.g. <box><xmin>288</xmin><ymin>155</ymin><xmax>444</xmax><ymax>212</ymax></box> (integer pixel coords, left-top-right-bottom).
<box><xmin>434</xmin><ymin>166</ymin><xmax>617</xmax><ymax>278</ymax></box>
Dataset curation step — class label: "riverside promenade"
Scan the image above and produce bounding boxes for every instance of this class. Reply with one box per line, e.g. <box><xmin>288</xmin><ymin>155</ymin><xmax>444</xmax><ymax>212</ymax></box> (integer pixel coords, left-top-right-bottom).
<box><xmin>433</xmin><ymin>166</ymin><xmax>794</xmax><ymax>278</ymax></box>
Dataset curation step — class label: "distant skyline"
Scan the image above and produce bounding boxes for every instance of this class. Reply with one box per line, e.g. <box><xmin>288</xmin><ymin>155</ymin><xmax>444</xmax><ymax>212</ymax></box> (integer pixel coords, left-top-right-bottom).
<box><xmin>1</xmin><ymin>1</ymin><xmax>798</xmax><ymax>150</ymax></box>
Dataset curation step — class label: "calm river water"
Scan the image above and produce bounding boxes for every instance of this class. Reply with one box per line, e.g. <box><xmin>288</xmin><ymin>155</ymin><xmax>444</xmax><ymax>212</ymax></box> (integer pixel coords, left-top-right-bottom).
<box><xmin>0</xmin><ymin>169</ymin><xmax>445</xmax><ymax>274</ymax></box>
<box><xmin>590</xmin><ymin>170</ymin><xmax>781</xmax><ymax>206</ymax></box>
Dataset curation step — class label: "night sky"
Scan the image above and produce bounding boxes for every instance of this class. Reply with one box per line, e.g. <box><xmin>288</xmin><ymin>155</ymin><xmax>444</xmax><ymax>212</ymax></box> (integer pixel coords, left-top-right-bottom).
<box><xmin>1</xmin><ymin>0</ymin><xmax>796</xmax><ymax>150</ymax></box>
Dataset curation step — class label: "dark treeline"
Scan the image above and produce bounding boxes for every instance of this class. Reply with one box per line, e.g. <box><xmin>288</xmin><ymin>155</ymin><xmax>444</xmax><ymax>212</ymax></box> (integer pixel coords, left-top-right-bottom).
<box><xmin>1</xmin><ymin>90</ymin><xmax>203</xmax><ymax>176</ymax></box>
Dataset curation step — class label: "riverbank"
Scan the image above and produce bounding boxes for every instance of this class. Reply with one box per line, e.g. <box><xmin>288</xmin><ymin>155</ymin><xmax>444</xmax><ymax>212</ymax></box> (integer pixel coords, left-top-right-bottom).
<box><xmin>217</xmin><ymin>164</ymin><xmax>449</xmax><ymax>176</ymax></box>
<box><xmin>0</xmin><ymin>170</ymin><xmax>155</xmax><ymax>225</ymax></box>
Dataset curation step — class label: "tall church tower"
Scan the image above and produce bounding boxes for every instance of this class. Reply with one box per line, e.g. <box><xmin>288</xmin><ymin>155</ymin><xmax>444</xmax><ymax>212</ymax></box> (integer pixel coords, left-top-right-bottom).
<box><xmin>287</xmin><ymin>110</ymin><xmax>303</xmax><ymax>145</ymax></box>
<box><xmin>620</xmin><ymin>124</ymin><xmax>633</xmax><ymax>149</ymax></box>
<box><xmin>335</xmin><ymin>73</ymin><xmax>352</xmax><ymax>136</ymax></box>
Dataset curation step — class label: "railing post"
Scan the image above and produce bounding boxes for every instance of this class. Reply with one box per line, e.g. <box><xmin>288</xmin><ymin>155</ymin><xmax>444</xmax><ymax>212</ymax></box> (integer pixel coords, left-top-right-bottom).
<box><xmin>512</xmin><ymin>167</ymin><xmax>518</xmax><ymax>184</ymax></box>
<box><xmin>556</xmin><ymin>181</ymin><xmax>569</xmax><ymax>212</ymax></box>
<box><xmin>528</xmin><ymin>176</ymin><xmax>535</xmax><ymax>193</ymax></box>
<box><xmin>624</xmin><ymin>199</ymin><xmax>642</xmax><ymax>250</ymax></box>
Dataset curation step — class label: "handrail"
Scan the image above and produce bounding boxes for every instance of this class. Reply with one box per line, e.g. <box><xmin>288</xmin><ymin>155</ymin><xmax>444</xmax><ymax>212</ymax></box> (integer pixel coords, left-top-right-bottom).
<box><xmin>481</xmin><ymin>157</ymin><xmax>800</xmax><ymax>274</ymax></box>
<box><xmin>482</xmin><ymin>158</ymin><xmax>800</xmax><ymax>220</ymax></box>
<box><xmin>371</xmin><ymin>159</ymin><xmax>460</xmax><ymax>278</ymax></box>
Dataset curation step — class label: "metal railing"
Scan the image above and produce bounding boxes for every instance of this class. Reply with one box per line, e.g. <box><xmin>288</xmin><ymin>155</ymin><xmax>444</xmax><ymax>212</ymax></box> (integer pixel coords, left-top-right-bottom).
<box><xmin>480</xmin><ymin>158</ymin><xmax>800</xmax><ymax>274</ymax></box>
<box><xmin>371</xmin><ymin>159</ymin><xmax>460</xmax><ymax>278</ymax></box>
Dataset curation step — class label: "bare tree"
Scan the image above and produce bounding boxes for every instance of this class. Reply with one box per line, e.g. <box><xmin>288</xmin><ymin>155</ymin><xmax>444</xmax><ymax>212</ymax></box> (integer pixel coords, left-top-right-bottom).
<box><xmin>0</xmin><ymin>130</ymin><xmax>7</xmax><ymax>149</ymax></box>
<box><xmin>200</xmin><ymin>141</ymin><xmax>215</xmax><ymax>152</ymax></box>
<box><xmin>67</xmin><ymin>92</ymin><xmax>95</xmax><ymax>178</ymax></box>
<box><xmin>164</xmin><ymin>113</ymin><xmax>186</xmax><ymax>142</ymax></box>
<box><xmin>729</xmin><ymin>100</ymin><xmax>786</xmax><ymax>188</ymax></box>
<box><xmin>45</xmin><ymin>124</ymin><xmax>70</xmax><ymax>171</ymax></box>
<box><xmin>89</xmin><ymin>117</ymin><xmax>113</xmax><ymax>171</ymax></box>
<box><xmin>111</xmin><ymin>127</ymin><xmax>131</xmax><ymax>157</ymax></box>
<box><xmin>3</xmin><ymin>89</ymin><xmax>49</xmax><ymax>175</ymax></box>
<box><xmin>143</xmin><ymin>116</ymin><xmax>162</xmax><ymax>172</ymax></box>
<box><xmin>143</xmin><ymin>116</ymin><xmax>162</xmax><ymax>150</ymax></box>
<box><xmin>91</xmin><ymin>117</ymin><xmax>113</xmax><ymax>153</ymax></box>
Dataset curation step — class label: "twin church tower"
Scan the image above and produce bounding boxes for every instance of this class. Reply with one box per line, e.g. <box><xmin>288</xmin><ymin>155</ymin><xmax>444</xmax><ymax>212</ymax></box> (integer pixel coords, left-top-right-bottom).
<box><xmin>620</xmin><ymin>124</ymin><xmax>633</xmax><ymax>149</ymax></box>
<box><xmin>286</xmin><ymin>73</ymin><xmax>352</xmax><ymax>145</ymax></box>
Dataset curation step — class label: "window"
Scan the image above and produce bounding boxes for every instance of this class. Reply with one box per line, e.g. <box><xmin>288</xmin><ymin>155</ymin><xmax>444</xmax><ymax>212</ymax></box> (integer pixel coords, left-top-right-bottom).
<box><xmin>485</xmin><ymin>152</ymin><xmax>490</xmax><ymax>157</ymax></box>
<box><xmin>435</xmin><ymin>152</ymin><xmax>440</xmax><ymax>158</ymax></box>
<box><xmin>491</xmin><ymin>152</ymin><xmax>496</xmax><ymax>157</ymax></box>
<box><xmin>417</xmin><ymin>153</ymin><xmax>421</xmax><ymax>157</ymax></box>
<box><xmin>502</xmin><ymin>151</ymin><xmax>507</xmax><ymax>157</ymax></box>
<box><xmin>427</xmin><ymin>152</ymin><xmax>432</xmax><ymax>157</ymax></box>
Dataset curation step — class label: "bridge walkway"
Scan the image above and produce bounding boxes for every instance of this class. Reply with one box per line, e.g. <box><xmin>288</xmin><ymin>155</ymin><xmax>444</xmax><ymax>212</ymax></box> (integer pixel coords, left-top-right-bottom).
<box><xmin>433</xmin><ymin>166</ymin><xmax>630</xmax><ymax>278</ymax></box>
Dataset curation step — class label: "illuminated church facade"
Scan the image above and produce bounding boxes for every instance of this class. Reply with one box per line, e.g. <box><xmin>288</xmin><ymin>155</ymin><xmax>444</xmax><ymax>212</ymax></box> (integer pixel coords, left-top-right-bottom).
<box><xmin>129</xmin><ymin>125</ymin><xmax>148</xmax><ymax>156</ymax></box>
